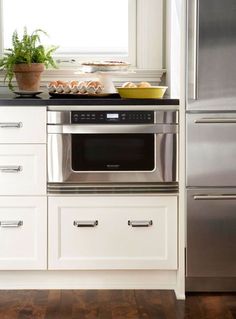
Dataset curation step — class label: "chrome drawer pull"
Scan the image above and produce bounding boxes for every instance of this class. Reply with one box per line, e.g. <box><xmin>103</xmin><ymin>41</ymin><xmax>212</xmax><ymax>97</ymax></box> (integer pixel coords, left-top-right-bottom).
<box><xmin>194</xmin><ymin>118</ymin><xmax>236</xmax><ymax>124</ymax></box>
<box><xmin>194</xmin><ymin>195</ymin><xmax>236</xmax><ymax>200</ymax></box>
<box><xmin>128</xmin><ymin>220</ymin><xmax>153</xmax><ymax>227</ymax></box>
<box><xmin>0</xmin><ymin>122</ymin><xmax>23</xmax><ymax>128</ymax></box>
<box><xmin>0</xmin><ymin>220</ymin><xmax>23</xmax><ymax>228</ymax></box>
<box><xmin>0</xmin><ymin>166</ymin><xmax>22</xmax><ymax>173</ymax></box>
<box><xmin>73</xmin><ymin>220</ymin><xmax>98</xmax><ymax>227</ymax></box>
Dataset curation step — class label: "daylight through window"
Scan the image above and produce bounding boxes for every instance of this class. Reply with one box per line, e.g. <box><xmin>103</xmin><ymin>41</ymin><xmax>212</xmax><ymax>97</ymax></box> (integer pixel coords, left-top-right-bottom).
<box><xmin>2</xmin><ymin>0</ymin><xmax>131</xmax><ymax>58</ymax></box>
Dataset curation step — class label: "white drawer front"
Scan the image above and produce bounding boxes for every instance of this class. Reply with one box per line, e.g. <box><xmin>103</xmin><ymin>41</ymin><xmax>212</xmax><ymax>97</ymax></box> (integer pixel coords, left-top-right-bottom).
<box><xmin>0</xmin><ymin>107</ymin><xmax>46</xmax><ymax>144</ymax></box>
<box><xmin>48</xmin><ymin>196</ymin><xmax>177</xmax><ymax>270</ymax></box>
<box><xmin>0</xmin><ymin>145</ymin><xmax>46</xmax><ymax>195</ymax></box>
<box><xmin>0</xmin><ymin>197</ymin><xmax>47</xmax><ymax>270</ymax></box>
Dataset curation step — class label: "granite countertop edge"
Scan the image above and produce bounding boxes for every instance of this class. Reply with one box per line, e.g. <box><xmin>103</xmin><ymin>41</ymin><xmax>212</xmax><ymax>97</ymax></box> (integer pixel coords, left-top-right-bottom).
<box><xmin>0</xmin><ymin>92</ymin><xmax>179</xmax><ymax>108</ymax></box>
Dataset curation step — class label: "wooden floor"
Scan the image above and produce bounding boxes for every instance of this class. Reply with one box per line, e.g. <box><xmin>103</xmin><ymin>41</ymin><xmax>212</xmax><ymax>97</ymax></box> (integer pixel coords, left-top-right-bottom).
<box><xmin>0</xmin><ymin>290</ymin><xmax>235</xmax><ymax>319</ymax></box>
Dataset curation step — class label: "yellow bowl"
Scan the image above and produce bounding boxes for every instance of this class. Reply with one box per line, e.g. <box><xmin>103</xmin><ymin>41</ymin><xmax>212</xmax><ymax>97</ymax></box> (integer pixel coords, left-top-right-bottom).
<box><xmin>117</xmin><ymin>86</ymin><xmax>168</xmax><ymax>99</ymax></box>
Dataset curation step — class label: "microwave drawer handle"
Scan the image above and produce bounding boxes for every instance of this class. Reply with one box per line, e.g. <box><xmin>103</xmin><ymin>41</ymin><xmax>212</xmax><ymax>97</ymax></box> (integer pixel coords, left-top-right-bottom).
<box><xmin>194</xmin><ymin>118</ymin><xmax>236</xmax><ymax>124</ymax></box>
<box><xmin>194</xmin><ymin>195</ymin><xmax>236</xmax><ymax>200</ymax></box>
<box><xmin>0</xmin><ymin>166</ymin><xmax>22</xmax><ymax>173</ymax></box>
<box><xmin>128</xmin><ymin>220</ymin><xmax>153</xmax><ymax>227</ymax></box>
<box><xmin>0</xmin><ymin>220</ymin><xmax>23</xmax><ymax>228</ymax></box>
<box><xmin>47</xmin><ymin>124</ymin><xmax>178</xmax><ymax>134</ymax></box>
<box><xmin>0</xmin><ymin>122</ymin><xmax>23</xmax><ymax>128</ymax></box>
<box><xmin>73</xmin><ymin>220</ymin><xmax>98</xmax><ymax>227</ymax></box>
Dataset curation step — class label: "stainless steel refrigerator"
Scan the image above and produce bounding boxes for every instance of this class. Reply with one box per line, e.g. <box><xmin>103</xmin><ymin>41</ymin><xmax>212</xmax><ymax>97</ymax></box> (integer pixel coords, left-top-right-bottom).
<box><xmin>186</xmin><ymin>0</ymin><xmax>236</xmax><ymax>291</ymax></box>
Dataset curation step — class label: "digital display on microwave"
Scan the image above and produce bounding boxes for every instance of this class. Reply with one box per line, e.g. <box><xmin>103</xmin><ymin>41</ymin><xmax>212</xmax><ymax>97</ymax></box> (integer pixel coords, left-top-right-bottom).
<box><xmin>107</xmin><ymin>113</ymin><xmax>119</xmax><ymax>119</ymax></box>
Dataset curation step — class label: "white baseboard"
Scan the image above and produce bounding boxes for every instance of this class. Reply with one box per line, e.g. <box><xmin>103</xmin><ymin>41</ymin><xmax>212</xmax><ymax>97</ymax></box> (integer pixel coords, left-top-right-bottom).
<box><xmin>0</xmin><ymin>269</ymin><xmax>177</xmax><ymax>290</ymax></box>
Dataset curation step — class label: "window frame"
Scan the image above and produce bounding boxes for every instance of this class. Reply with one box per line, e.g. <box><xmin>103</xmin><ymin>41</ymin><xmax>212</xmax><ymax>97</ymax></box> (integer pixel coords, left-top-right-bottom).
<box><xmin>0</xmin><ymin>0</ymin><xmax>137</xmax><ymax>69</ymax></box>
<box><xmin>0</xmin><ymin>0</ymin><xmax>166</xmax><ymax>87</ymax></box>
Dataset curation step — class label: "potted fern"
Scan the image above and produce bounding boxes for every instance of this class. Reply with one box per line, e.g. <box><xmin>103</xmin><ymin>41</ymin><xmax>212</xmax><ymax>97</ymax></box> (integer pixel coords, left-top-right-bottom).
<box><xmin>0</xmin><ymin>28</ymin><xmax>58</xmax><ymax>91</ymax></box>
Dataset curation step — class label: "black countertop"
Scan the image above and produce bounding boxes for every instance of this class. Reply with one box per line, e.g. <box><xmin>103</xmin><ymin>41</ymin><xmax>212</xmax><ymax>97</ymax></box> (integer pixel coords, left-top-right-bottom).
<box><xmin>0</xmin><ymin>92</ymin><xmax>179</xmax><ymax>106</ymax></box>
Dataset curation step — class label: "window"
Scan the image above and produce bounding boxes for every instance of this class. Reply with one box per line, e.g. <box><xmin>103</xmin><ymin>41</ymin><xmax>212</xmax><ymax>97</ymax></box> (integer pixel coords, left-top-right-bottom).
<box><xmin>0</xmin><ymin>0</ymin><xmax>165</xmax><ymax>81</ymax></box>
<box><xmin>1</xmin><ymin>0</ymin><xmax>136</xmax><ymax>66</ymax></box>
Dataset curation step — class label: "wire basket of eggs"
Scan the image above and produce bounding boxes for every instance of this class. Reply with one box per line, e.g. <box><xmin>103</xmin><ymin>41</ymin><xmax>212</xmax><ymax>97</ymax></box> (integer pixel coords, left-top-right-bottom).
<box><xmin>117</xmin><ymin>82</ymin><xmax>168</xmax><ymax>99</ymax></box>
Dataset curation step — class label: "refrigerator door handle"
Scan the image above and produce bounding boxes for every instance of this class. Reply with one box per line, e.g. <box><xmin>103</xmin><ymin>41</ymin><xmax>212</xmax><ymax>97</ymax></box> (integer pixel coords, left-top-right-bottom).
<box><xmin>193</xmin><ymin>0</ymin><xmax>199</xmax><ymax>100</ymax></box>
<box><xmin>194</xmin><ymin>195</ymin><xmax>236</xmax><ymax>200</ymax></box>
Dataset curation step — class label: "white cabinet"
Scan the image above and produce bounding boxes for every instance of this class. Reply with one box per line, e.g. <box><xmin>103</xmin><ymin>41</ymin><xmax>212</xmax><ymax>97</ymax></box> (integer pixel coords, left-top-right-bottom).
<box><xmin>0</xmin><ymin>107</ymin><xmax>46</xmax><ymax>144</ymax></box>
<box><xmin>48</xmin><ymin>196</ymin><xmax>177</xmax><ymax>270</ymax></box>
<box><xmin>0</xmin><ymin>145</ymin><xmax>46</xmax><ymax>195</ymax></box>
<box><xmin>0</xmin><ymin>106</ymin><xmax>47</xmax><ymax>270</ymax></box>
<box><xmin>0</xmin><ymin>197</ymin><xmax>47</xmax><ymax>270</ymax></box>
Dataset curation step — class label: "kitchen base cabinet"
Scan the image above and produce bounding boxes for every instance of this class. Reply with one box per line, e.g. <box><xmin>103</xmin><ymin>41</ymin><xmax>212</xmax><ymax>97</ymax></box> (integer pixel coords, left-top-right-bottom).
<box><xmin>0</xmin><ymin>106</ymin><xmax>47</xmax><ymax>270</ymax></box>
<box><xmin>0</xmin><ymin>197</ymin><xmax>47</xmax><ymax>270</ymax></box>
<box><xmin>0</xmin><ymin>145</ymin><xmax>46</xmax><ymax>195</ymax></box>
<box><xmin>0</xmin><ymin>107</ymin><xmax>46</xmax><ymax>144</ymax></box>
<box><xmin>48</xmin><ymin>196</ymin><xmax>177</xmax><ymax>270</ymax></box>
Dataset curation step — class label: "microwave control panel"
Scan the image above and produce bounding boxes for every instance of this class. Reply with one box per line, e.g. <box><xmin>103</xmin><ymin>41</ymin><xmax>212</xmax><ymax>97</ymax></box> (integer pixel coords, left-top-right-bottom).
<box><xmin>71</xmin><ymin>111</ymin><xmax>154</xmax><ymax>124</ymax></box>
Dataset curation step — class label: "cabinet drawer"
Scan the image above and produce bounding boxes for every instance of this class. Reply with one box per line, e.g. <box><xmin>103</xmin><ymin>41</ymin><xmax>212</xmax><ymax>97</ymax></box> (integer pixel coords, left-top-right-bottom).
<box><xmin>187</xmin><ymin>113</ymin><xmax>236</xmax><ymax>186</ymax></box>
<box><xmin>48</xmin><ymin>196</ymin><xmax>177</xmax><ymax>270</ymax></box>
<box><xmin>0</xmin><ymin>145</ymin><xmax>46</xmax><ymax>195</ymax></box>
<box><xmin>0</xmin><ymin>107</ymin><xmax>46</xmax><ymax>144</ymax></box>
<box><xmin>0</xmin><ymin>197</ymin><xmax>47</xmax><ymax>270</ymax></box>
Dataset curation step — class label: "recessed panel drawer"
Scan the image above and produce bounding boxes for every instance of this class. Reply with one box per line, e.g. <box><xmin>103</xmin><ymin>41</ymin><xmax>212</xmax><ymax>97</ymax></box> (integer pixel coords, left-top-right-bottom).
<box><xmin>187</xmin><ymin>113</ymin><xmax>236</xmax><ymax>186</ymax></box>
<box><xmin>0</xmin><ymin>107</ymin><xmax>46</xmax><ymax>144</ymax></box>
<box><xmin>0</xmin><ymin>145</ymin><xmax>46</xmax><ymax>195</ymax></box>
<box><xmin>0</xmin><ymin>197</ymin><xmax>47</xmax><ymax>270</ymax></box>
<box><xmin>48</xmin><ymin>196</ymin><xmax>177</xmax><ymax>270</ymax></box>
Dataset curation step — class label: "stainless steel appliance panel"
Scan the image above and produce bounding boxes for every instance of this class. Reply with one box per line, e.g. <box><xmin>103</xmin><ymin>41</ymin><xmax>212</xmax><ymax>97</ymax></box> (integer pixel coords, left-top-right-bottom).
<box><xmin>47</xmin><ymin>110</ymin><xmax>178</xmax><ymax>186</ymax></box>
<box><xmin>48</xmin><ymin>132</ymin><xmax>177</xmax><ymax>184</ymax></box>
<box><xmin>187</xmin><ymin>0</ymin><xmax>236</xmax><ymax>110</ymax></box>
<box><xmin>187</xmin><ymin>189</ymin><xmax>236</xmax><ymax>278</ymax></box>
<box><xmin>187</xmin><ymin>113</ymin><xmax>236</xmax><ymax>186</ymax></box>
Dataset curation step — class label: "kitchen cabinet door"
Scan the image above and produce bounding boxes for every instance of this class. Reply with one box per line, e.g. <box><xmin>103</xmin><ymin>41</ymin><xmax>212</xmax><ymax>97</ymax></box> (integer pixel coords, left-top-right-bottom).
<box><xmin>187</xmin><ymin>189</ymin><xmax>236</xmax><ymax>277</ymax></box>
<box><xmin>0</xmin><ymin>197</ymin><xmax>47</xmax><ymax>270</ymax></box>
<box><xmin>187</xmin><ymin>113</ymin><xmax>236</xmax><ymax>187</ymax></box>
<box><xmin>0</xmin><ymin>107</ymin><xmax>46</xmax><ymax>144</ymax></box>
<box><xmin>48</xmin><ymin>196</ymin><xmax>177</xmax><ymax>270</ymax></box>
<box><xmin>0</xmin><ymin>144</ymin><xmax>46</xmax><ymax>195</ymax></box>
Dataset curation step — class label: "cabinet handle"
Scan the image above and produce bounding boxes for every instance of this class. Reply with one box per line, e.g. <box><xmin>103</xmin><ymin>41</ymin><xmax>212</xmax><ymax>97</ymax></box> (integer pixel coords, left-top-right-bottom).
<box><xmin>0</xmin><ymin>166</ymin><xmax>22</xmax><ymax>173</ymax></box>
<box><xmin>128</xmin><ymin>220</ymin><xmax>153</xmax><ymax>227</ymax></box>
<box><xmin>193</xmin><ymin>0</ymin><xmax>199</xmax><ymax>100</ymax></box>
<box><xmin>73</xmin><ymin>220</ymin><xmax>98</xmax><ymax>227</ymax></box>
<box><xmin>194</xmin><ymin>195</ymin><xmax>236</xmax><ymax>200</ymax></box>
<box><xmin>194</xmin><ymin>118</ymin><xmax>236</xmax><ymax>124</ymax></box>
<box><xmin>0</xmin><ymin>122</ymin><xmax>23</xmax><ymax>128</ymax></box>
<box><xmin>0</xmin><ymin>220</ymin><xmax>23</xmax><ymax>228</ymax></box>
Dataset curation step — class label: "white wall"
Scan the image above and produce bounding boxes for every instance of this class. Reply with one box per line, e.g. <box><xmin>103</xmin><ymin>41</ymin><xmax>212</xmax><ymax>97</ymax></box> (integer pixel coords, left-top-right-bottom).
<box><xmin>166</xmin><ymin>0</ymin><xmax>181</xmax><ymax>98</ymax></box>
<box><xmin>137</xmin><ymin>0</ymin><xmax>164</xmax><ymax>69</ymax></box>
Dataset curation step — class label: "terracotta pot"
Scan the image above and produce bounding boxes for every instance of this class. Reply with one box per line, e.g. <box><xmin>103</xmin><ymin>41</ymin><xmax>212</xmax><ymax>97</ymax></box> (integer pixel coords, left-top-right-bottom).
<box><xmin>13</xmin><ymin>63</ymin><xmax>45</xmax><ymax>91</ymax></box>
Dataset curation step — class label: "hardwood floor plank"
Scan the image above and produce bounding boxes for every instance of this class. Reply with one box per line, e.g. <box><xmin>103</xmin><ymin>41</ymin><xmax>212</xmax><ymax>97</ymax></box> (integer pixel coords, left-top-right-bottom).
<box><xmin>223</xmin><ymin>293</ymin><xmax>236</xmax><ymax>319</ymax></box>
<box><xmin>134</xmin><ymin>290</ymin><xmax>166</xmax><ymax>319</ymax></box>
<box><xmin>175</xmin><ymin>300</ymin><xmax>186</xmax><ymax>319</ymax></box>
<box><xmin>0</xmin><ymin>290</ymin><xmax>235</xmax><ymax>319</ymax></box>
<box><xmin>17</xmin><ymin>291</ymin><xmax>47</xmax><ymax>319</ymax></box>
<box><xmin>0</xmin><ymin>292</ymin><xmax>19</xmax><ymax>319</ymax></box>
<box><xmin>200</xmin><ymin>294</ymin><xmax>234</xmax><ymax>319</ymax></box>
<box><xmin>72</xmin><ymin>290</ymin><xmax>100</xmax><ymax>319</ymax></box>
<box><xmin>44</xmin><ymin>290</ymin><xmax>61</xmax><ymax>319</ymax></box>
<box><xmin>110</xmin><ymin>290</ymin><xmax>139</xmax><ymax>319</ymax></box>
<box><xmin>160</xmin><ymin>290</ymin><xmax>179</xmax><ymax>319</ymax></box>
<box><xmin>57</xmin><ymin>290</ymin><xmax>73</xmax><ymax>319</ymax></box>
<box><xmin>185</xmin><ymin>293</ymin><xmax>205</xmax><ymax>319</ymax></box>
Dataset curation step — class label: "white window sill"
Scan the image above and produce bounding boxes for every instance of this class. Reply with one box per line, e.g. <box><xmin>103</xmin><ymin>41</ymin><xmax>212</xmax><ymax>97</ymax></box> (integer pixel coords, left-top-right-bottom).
<box><xmin>0</xmin><ymin>69</ymin><xmax>166</xmax><ymax>88</ymax></box>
